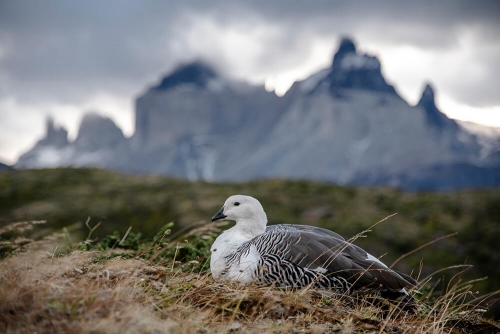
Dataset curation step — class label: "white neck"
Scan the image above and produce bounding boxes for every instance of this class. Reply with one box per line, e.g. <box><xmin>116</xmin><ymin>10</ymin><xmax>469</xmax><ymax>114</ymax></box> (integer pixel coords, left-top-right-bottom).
<box><xmin>231</xmin><ymin>216</ymin><xmax>267</xmax><ymax>239</ymax></box>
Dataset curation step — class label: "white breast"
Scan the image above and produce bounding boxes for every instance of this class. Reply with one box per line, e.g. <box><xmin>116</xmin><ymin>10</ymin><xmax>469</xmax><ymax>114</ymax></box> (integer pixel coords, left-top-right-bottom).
<box><xmin>210</xmin><ymin>229</ymin><xmax>261</xmax><ymax>284</ymax></box>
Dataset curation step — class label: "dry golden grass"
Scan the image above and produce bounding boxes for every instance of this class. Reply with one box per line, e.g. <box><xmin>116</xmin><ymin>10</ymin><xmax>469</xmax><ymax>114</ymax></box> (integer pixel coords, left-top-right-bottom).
<box><xmin>1</xmin><ymin>229</ymin><xmax>499</xmax><ymax>334</ymax></box>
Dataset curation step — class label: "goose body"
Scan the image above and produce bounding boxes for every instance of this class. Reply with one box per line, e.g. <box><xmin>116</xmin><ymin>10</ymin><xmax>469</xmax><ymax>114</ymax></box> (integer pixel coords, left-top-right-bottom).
<box><xmin>210</xmin><ymin>195</ymin><xmax>417</xmax><ymax>301</ymax></box>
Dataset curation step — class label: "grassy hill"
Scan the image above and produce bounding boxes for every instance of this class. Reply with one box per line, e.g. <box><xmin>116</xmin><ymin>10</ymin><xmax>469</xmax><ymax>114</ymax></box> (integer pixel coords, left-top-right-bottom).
<box><xmin>1</xmin><ymin>168</ymin><xmax>500</xmax><ymax>331</ymax></box>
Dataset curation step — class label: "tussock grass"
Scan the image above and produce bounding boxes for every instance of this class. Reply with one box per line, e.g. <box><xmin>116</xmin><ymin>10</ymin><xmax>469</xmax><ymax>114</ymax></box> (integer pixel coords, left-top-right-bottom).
<box><xmin>1</xmin><ymin>221</ymin><xmax>499</xmax><ymax>333</ymax></box>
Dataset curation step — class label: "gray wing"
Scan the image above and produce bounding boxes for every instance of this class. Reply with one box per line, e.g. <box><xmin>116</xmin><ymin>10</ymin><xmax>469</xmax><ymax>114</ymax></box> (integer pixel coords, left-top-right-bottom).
<box><xmin>264</xmin><ymin>224</ymin><xmax>417</xmax><ymax>292</ymax></box>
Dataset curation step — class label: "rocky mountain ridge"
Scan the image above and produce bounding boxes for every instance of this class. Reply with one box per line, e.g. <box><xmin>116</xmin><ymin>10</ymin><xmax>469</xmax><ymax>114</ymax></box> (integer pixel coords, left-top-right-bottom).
<box><xmin>16</xmin><ymin>113</ymin><xmax>129</xmax><ymax>169</ymax></box>
<box><xmin>15</xmin><ymin>38</ymin><xmax>500</xmax><ymax>190</ymax></box>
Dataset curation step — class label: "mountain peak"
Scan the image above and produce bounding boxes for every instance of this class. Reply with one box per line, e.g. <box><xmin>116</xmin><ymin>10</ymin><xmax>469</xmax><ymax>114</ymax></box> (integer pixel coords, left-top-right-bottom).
<box><xmin>302</xmin><ymin>37</ymin><xmax>396</xmax><ymax>95</ymax></box>
<box><xmin>46</xmin><ymin>116</ymin><xmax>55</xmax><ymax>134</ymax></box>
<box><xmin>39</xmin><ymin>116</ymin><xmax>68</xmax><ymax>148</ymax></box>
<box><xmin>417</xmin><ymin>83</ymin><xmax>456</xmax><ymax>130</ymax></box>
<box><xmin>419</xmin><ymin>83</ymin><xmax>435</xmax><ymax>104</ymax></box>
<box><xmin>332</xmin><ymin>37</ymin><xmax>357</xmax><ymax>65</ymax></box>
<box><xmin>154</xmin><ymin>61</ymin><xmax>218</xmax><ymax>91</ymax></box>
<box><xmin>417</xmin><ymin>83</ymin><xmax>437</xmax><ymax>109</ymax></box>
<box><xmin>74</xmin><ymin>112</ymin><xmax>126</xmax><ymax>151</ymax></box>
<box><xmin>332</xmin><ymin>37</ymin><xmax>380</xmax><ymax>71</ymax></box>
<box><xmin>77</xmin><ymin>113</ymin><xmax>120</xmax><ymax>139</ymax></box>
<box><xmin>79</xmin><ymin>111</ymin><xmax>112</xmax><ymax>124</ymax></box>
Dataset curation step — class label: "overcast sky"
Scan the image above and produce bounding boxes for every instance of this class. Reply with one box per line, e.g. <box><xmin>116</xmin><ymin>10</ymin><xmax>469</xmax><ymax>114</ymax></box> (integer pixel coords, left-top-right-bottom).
<box><xmin>1</xmin><ymin>1</ymin><xmax>500</xmax><ymax>164</ymax></box>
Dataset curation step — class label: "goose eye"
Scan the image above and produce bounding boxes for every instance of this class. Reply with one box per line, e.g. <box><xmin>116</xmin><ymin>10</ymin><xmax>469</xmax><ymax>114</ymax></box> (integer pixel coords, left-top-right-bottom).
<box><xmin>234</xmin><ymin>202</ymin><xmax>240</xmax><ymax>206</ymax></box>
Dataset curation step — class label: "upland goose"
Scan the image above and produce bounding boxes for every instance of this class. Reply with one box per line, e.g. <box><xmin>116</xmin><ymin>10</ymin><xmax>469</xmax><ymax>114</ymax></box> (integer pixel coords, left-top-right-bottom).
<box><xmin>210</xmin><ymin>195</ymin><xmax>417</xmax><ymax>304</ymax></box>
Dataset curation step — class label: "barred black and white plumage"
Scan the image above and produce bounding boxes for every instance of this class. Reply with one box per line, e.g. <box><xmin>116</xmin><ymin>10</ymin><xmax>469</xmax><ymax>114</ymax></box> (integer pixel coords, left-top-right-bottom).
<box><xmin>210</xmin><ymin>195</ymin><xmax>417</xmax><ymax>305</ymax></box>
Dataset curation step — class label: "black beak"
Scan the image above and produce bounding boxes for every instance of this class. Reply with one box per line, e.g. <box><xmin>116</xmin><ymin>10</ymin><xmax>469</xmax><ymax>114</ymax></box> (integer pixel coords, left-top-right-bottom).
<box><xmin>211</xmin><ymin>206</ymin><xmax>227</xmax><ymax>222</ymax></box>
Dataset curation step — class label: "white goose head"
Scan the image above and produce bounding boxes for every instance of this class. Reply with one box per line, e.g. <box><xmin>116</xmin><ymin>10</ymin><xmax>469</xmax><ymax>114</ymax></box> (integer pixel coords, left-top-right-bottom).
<box><xmin>212</xmin><ymin>195</ymin><xmax>267</xmax><ymax>238</ymax></box>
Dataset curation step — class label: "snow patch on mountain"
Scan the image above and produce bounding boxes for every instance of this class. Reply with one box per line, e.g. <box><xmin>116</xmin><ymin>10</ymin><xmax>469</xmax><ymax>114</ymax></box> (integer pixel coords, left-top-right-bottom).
<box><xmin>458</xmin><ymin>120</ymin><xmax>500</xmax><ymax>157</ymax></box>
<box><xmin>459</xmin><ymin>121</ymin><xmax>500</xmax><ymax>138</ymax></box>
<box><xmin>339</xmin><ymin>53</ymin><xmax>380</xmax><ymax>70</ymax></box>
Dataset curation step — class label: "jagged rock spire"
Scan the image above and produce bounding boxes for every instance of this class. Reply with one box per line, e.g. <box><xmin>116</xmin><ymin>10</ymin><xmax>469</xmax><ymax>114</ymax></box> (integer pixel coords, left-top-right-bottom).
<box><xmin>417</xmin><ymin>82</ymin><xmax>456</xmax><ymax>130</ymax></box>
<box><xmin>46</xmin><ymin>116</ymin><xmax>55</xmax><ymax>134</ymax></box>
<box><xmin>39</xmin><ymin>115</ymin><xmax>68</xmax><ymax>148</ymax></box>
<box><xmin>418</xmin><ymin>83</ymin><xmax>435</xmax><ymax>106</ymax></box>
<box><xmin>332</xmin><ymin>37</ymin><xmax>357</xmax><ymax>67</ymax></box>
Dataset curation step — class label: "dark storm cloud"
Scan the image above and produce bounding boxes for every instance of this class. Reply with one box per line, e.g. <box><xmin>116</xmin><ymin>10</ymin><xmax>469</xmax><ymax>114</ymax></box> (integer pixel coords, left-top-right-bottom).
<box><xmin>215</xmin><ymin>1</ymin><xmax>500</xmax><ymax>49</ymax></box>
<box><xmin>0</xmin><ymin>1</ymin><xmax>190</xmax><ymax>102</ymax></box>
<box><xmin>0</xmin><ymin>0</ymin><xmax>499</xmax><ymax>106</ymax></box>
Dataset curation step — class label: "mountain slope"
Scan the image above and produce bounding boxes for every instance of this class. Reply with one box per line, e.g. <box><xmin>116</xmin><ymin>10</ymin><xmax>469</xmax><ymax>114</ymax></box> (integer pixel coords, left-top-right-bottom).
<box><xmin>129</xmin><ymin>62</ymin><xmax>283</xmax><ymax>180</ymax></box>
<box><xmin>0</xmin><ymin>162</ymin><xmax>12</xmax><ymax>171</ymax></box>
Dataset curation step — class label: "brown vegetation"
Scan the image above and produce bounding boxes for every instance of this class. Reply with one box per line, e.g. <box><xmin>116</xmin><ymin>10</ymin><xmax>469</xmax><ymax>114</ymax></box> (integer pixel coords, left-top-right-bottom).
<box><xmin>1</xmin><ymin>222</ymin><xmax>499</xmax><ymax>333</ymax></box>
